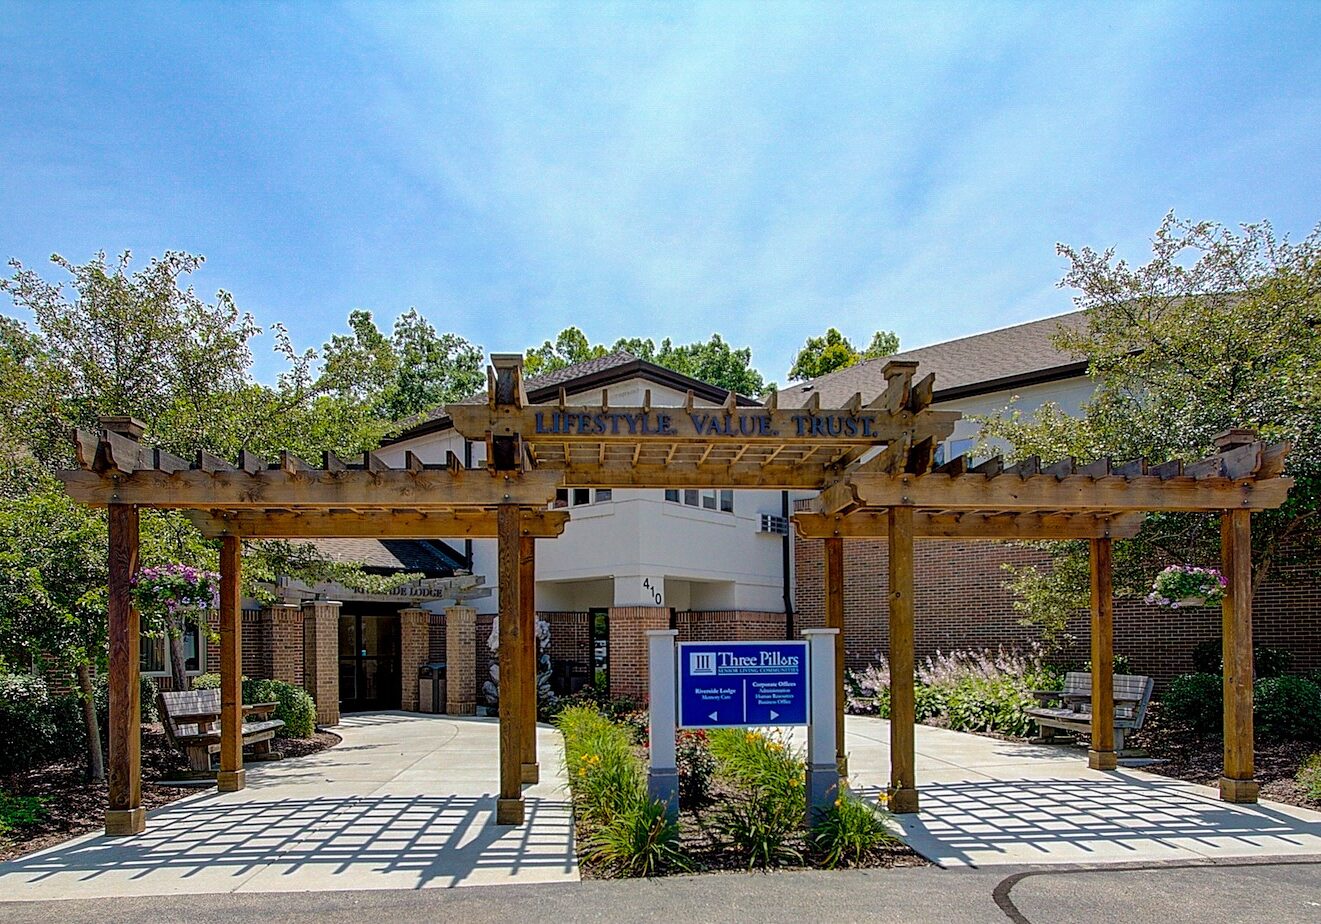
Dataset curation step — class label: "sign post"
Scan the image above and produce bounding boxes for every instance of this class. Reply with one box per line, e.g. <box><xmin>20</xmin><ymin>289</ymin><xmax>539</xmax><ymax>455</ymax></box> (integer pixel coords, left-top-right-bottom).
<box><xmin>646</xmin><ymin>629</ymin><xmax>680</xmax><ymax>822</ymax></box>
<box><xmin>802</xmin><ymin>628</ymin><xmax>840</xmax><ymax>825</ymax></box>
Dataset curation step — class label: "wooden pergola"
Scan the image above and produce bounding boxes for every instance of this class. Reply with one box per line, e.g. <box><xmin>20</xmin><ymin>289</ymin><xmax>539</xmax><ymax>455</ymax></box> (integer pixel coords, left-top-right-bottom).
<box><xmin>60</xmin><ymin>356</ymin><xmax>1292</xmax><ymax>835</ymax></box>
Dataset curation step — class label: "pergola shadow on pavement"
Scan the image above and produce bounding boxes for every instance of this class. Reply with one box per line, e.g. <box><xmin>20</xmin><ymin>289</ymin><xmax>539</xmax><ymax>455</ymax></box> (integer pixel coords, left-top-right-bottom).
<box><xmin>0</xmin><ymin>713</ymin><xmax>578</xmax><ymax>900</ymax></box>
<box><xmin>841</xmin><ymin>716</ymin><xmax>1321</xmax><ymax>868</ymax></box>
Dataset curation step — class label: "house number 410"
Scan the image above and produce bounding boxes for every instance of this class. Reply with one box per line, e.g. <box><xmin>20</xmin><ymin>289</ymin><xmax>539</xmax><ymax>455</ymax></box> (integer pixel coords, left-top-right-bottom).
<box><xmin>642</xmin><ymin>577</ymin><xmax>663</xmax><ymax>606</ymax></box>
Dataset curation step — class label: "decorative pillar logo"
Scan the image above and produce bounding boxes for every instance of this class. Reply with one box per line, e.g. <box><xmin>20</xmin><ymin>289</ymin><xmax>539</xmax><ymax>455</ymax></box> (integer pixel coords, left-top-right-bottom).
<box><xmin>689</xmin><ymin>651</ymin><xmax>716</xmax><ymax>675</ymax></box>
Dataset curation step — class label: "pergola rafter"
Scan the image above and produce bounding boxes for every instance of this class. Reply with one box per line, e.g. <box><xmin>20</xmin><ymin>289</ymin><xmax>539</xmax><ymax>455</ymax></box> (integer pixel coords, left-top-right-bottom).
<box><xmin>61</xmin><ymin>353</ymin><xmax>1294</xmax><ymax>837</ymax></box>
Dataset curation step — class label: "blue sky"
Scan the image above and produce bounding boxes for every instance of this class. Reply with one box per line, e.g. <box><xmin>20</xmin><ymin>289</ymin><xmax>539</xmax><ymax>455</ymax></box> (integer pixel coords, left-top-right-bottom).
<box><xmin>2</xmin><ymin>1</ymin><xmax>1319</xmax><ymax>384</ymax></box>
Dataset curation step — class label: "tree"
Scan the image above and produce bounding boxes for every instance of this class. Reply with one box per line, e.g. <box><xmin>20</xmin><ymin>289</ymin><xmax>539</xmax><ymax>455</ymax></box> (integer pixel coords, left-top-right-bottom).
<box><xmin>321</xmin><ymin>308</ymin><xmax>483</xmax><ymax>422</ymax></box>
<box><xmin>523</xmin><ymin>327</ymin><xmax>607</xmax><ymax>376</ymax></box>
<box><xmin>645</xmin><ymin>334</ymin><xmax>766</xmax><ymax>396</ymax></box>
<box><xmin>787</xmin><ymin>327</ymin><xmax>900</xmax><ymax>381</ymax></box>
<box><xmin>0</xmin><ymin>482</ymin><xmax>110</xmax><ymax>779</ymax></box>
<box><xmin>0</xmin><ymin>251</ymin><xmax>460</xmax><ymax>756</ymax></box>
<box><xmin>979</xmin><ymin>213</ymin><xmax>1321</xmax><ymax>643</ymax></box>
<box><xmin>525</xmin><ymin>328</ymin><xmax>769</xmax><ymax>395</ymax></box>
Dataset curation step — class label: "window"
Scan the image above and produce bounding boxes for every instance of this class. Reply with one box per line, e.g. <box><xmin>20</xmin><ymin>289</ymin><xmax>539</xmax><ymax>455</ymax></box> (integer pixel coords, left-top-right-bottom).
<box><xmin>594</xmin><ymin>489</ymin><xmax>612</xmax><ymax>503</ymax></box>
<box><xmin>553</xmin><ymin>488</ymin><xmax>569</xmax><ymax>509</ymax></box>
<box><xmin>140</xmin><ymin>622</ymin><xmax>206</xmax><ymax>676</ymax></box>
<box><xmin>937</xmin><ymin>437</ymin><xmax>976</xmax><ymax>467</ymax></box>
<box><xmin>663</xmin><ymin>487</ymin><xmax>734</xmax><ymax>514</ymax></box>
<box><xmin>572</xmin><ymin>488</ymin><xmax>591</xmax><ymax>506</ymax></box>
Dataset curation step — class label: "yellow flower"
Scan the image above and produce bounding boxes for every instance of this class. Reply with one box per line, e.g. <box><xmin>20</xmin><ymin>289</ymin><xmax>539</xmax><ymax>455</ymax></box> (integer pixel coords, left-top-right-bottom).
<box><xmin>835</xmin><ymin>798</ymin><xmax>843</xmax><ymax>807</ymax></box>
<box><xmin>578</xmin><ymin>767</ymin><xmax>587</xmax><ymax>777</ymax></box>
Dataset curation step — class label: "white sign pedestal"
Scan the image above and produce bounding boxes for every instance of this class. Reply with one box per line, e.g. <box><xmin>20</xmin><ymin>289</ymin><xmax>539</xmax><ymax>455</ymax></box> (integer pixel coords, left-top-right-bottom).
<box><xmin>802</xmin><ymin>628</ymin><xmax>840</xmax><ymax>825</ymax></box>
<box><xmin>646</xmin><ymin>629</ymin><xmax>680</xmax><ymax>822</ymax></box>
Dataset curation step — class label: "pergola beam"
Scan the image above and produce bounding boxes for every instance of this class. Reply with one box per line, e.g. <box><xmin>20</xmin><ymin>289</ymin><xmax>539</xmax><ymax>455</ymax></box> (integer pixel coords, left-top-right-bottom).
<box><xmin>821</xmin><ymin>473</ymin><xmax>1293</xmax><ymax>513</ymax></box>
<box><xmin>58</xmin><ymin>468</ymin><xmax>563</xmax><ymax>509</ymax></box>
<box><xmin>794</xmin><ymin>510</ymin><xmax>1147</xmax><ymax>541</ymax></box>
<box><xmin>185</xmin><ymin>508</ymin><xmax>570</xmax><ymax>539</ymax></box>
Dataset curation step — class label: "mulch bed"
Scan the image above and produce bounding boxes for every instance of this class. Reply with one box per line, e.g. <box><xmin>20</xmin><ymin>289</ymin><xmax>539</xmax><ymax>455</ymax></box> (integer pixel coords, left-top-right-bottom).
<box><xmin>0</xmin><ymin>725</ymin><xmax>340</xmax><ymax>862</ymax></box>
<box><xmin>1130</xmin><ymin>708</ymin><xmax>1321</xmax><ymax>810</ymax></box>
<box><xmin>574</xmin><ymin>772</ymin><xmax>925</xmax><ymax>879</ymax></box>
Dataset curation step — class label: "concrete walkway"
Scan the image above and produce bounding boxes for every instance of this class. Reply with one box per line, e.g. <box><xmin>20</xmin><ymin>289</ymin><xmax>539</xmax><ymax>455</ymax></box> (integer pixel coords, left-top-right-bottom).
<box><xmin>0</xmin><ymin>712</ymin><xmax>577</xmax><ymax>899</ymax></box>
<box><xmin>842</xmin><ymin>715</ymin><xmax>1321</xmax><ymax>867</ymax></box>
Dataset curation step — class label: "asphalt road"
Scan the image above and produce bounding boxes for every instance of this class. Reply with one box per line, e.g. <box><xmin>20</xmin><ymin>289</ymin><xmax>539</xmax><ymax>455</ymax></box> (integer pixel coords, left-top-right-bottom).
<box><xmin>1</xmin><ymin>858</ymin><xmax>1317</xmax><ymax>924</ymax></box>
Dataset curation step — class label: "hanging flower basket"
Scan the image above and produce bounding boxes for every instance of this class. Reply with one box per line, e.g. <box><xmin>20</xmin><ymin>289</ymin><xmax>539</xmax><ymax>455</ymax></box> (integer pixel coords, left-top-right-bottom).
<box><xmin>1145</xmin><ymin>565</ymin><xmax>1227</xmax><ymax>609</ymax></box>
<box><xmin>131</xmin><ymin>563</ymin><xmax>220</xmax><ymax>635</ymax></box>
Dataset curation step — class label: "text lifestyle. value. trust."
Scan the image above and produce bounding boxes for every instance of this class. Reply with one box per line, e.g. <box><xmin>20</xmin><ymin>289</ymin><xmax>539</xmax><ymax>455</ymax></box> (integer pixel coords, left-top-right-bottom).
<box><xmin>533</xmin><ymin>410</ymin><xmax>888</xmax><ymax>439</ymax></box>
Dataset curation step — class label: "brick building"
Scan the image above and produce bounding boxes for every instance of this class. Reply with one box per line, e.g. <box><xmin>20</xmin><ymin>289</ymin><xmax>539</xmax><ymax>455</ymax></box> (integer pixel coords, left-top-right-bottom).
<box><xmin>169</xmin><ymin>310</ymin><xmax>1316</xmax><ymax>719</ymax></box>
<box><xmin>782</xmin><ymin>311</ymin><xmax>1321</xmax><ymax>685</ymax></box>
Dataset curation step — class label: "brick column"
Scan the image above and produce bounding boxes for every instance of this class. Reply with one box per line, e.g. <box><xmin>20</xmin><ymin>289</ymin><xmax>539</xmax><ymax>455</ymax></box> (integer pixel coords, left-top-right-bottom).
<box><xmin>301</xmin><ymin>600</ymin><xmax>341</xmax><ymax>726</ymax></box>
<box><xmin>445</xmin><ymin>605</ymin><xmax>478</xmax><ymax>715</ymax></box>
<box><xmin>608</xmin><ymin>606</ymin><xmax>671</xmax><ymax>701</ymax></box>
<box><xmin>400</xmin><ymin>607</ymin><xmax>430</xmax><ymax>712</ymax></box>
<box><xmin>265</xmin><ymin>604</ymin><xmax>304</xmax><ymax>686</ymax></box>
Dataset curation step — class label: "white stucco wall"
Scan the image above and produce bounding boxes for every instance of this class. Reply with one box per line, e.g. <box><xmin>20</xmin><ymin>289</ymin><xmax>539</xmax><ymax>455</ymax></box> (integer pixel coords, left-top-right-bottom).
<box><xmin>377</xmin><ymin>377</ymin><xmax>788</xmax><ymax>615</ymax></box>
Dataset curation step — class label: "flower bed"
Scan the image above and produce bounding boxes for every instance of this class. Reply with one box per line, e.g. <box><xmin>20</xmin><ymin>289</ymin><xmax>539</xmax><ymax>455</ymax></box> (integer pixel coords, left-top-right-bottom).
<box><xmin>846</xmin><ymin>648</ymin><xmax>1061</xmax><ymax>739</ymax></box>
<box><xmin>555</xmin><ymin>704</ymin><xmax>922</xmax><ymax>878</ymax></box>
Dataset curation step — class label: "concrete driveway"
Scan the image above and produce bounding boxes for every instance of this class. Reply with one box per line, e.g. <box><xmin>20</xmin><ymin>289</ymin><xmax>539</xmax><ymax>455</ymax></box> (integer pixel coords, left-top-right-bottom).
<box><xmin>842</xmin><ymin>715</ymin><xmax>1321</xmax><ymax>867</ymax></box>
<box><xmin>0</xmin><ymin>712</ymin><xmax>578</xmax><ymax>899</ymax></box>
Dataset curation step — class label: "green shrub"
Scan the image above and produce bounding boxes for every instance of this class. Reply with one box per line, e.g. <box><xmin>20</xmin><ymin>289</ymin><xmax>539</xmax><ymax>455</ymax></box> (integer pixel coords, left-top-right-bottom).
<box><xmin>913</xmin><ymin>684</ymin><xmax>944</xmax><ymax>722</ymax></box>
<box><xmin>809</xmin><ymin>791</ymin><xmax>897</xmax><ymax>868</ymax></box>
<box><xmin>711</xmin><ymin>791</ymin><xmax>805</xmax><ymax>868</ymax></box>
<box><xmin>708</xmin><ymin>729</ymin><xmax>806</xmax><ymax>868</ymax></box>
<box><xmin>556</xmin><ymin>704</ymin><xmax>687</xmax><ymax>876</ymax></box>
<box><xmin>1254</xmin><ymin>676</ymin><xmax>1321</xmax><ymax>742</ymax></box>
<box><xmin>1161</xmin><ymin>673</ymin><xmax>1223</xmax><ymax>734</ymax></box>
<box><xmin>583</xmin><ymin>797</ymin><xmax>690</xmax><ymax>877</ymax></box>
<box><xmin>943</xmin><ymin>675</ymin><xmax>1037</xmax><ymax>738</ymax></box>
<box><xmin>192</xmin><ymin>674</ymin><xmax>317</xmax><ymax>738</ymax></box>
<box><xmin>0</xmin><ymin>674</ymin><xmax>61</xmax><ymax>773</ymax></box>
<box><xmin>1192</xmin><ymin>639</ymin><xmax>1295</xmax><ymax>679</ymax></box>
<box><xmin>676</xmin><ymin>730</ymin><xmax>715</xmax><ymax>808</ymax></box>
<box><xmin>93</xmin><ymin>673</ymin><xmax>159</xmax><ymax>732</ymax></box>
<box><xmin>0</xmin><ymin>792</ymin><xmax>46</xmax><ymax>838</ymax></box>
<box><xmin>1297</xmin><ymin>754</ymin><xmax>1321</xmax><ymax>802</ymax></box>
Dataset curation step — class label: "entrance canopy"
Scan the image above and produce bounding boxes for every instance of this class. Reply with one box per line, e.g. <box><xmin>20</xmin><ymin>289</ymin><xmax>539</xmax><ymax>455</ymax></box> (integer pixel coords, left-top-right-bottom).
<box><xmin>59</xmin><ymin>354</ymin><xmax>1294</xmax><ymax>834</ymax></box>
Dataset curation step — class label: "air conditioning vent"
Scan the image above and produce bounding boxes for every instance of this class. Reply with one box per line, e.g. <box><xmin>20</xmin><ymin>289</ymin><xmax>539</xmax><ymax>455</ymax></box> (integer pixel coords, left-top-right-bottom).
<box><xmin>759</xmin><ymin>513</ymin><xmax>790</xmax><ymax>536</ymax></box>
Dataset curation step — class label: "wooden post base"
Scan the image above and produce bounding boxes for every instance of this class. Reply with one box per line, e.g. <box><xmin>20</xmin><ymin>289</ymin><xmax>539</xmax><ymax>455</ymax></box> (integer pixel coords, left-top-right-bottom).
<box><xmin>521</xmin><ymin>762</ymin><xmax>539</xmax><ymax>785</ymax></box>
<box><xmin>888</xmin><ymin>787</ymin><xmax>919</xmax><ymax>814</ymax></box>
<box><xmin>836</xmin><ymin>754</ymin><xmax>849</xmax><ymax>777</ymax></box>
<box><xmin>105</xmin><ymin>807</ymin><xmax>146</xmax><ymax>836</ymax></box>
<box><xmin>496</xmin><ymin>797</ymin><xmax>525</xmax><ymax>825</ymax></box>
<box><xmin>1220</xmin><ymin>777</ymin><xmax>1260</xmax><ymax>803</ymax></box>
<box><xmin>217</xmin><ymin>769</ymin><xmax>247</xmax><ymax>792</ymax></box>
<box><xmin>1088</xmin><ymin>749</ymin><xmax>1118</xmax><ymax>771</ymax></box>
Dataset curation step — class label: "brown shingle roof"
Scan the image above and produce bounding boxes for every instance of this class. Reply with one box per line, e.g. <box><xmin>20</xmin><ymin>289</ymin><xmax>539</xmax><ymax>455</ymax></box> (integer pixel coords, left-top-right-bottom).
<box><xmin>777</xmin><ymin>310</ymin><xmax>1089</xmax><ymax>408</ymax></box>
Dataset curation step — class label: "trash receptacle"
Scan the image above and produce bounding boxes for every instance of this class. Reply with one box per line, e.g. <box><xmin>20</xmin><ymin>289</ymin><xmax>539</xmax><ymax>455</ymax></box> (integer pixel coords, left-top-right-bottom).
<box><xmin>418</xmin><ymin>661</ymin><xmax>447</xmax><ymax>714</ymax></box>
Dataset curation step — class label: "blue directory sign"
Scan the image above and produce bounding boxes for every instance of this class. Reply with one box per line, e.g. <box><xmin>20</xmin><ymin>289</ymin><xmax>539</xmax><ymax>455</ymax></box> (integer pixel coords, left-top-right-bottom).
<box><xmin>677</xmin><ymin>641</ymin><xmax>810</xmax><ymax>728</ymax></box>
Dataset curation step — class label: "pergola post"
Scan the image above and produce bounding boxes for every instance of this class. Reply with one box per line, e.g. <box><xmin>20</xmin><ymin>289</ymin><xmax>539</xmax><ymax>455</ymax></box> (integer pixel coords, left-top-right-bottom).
<box><xmin>217</xmin><ymin>534</ymin><xmax>245</xmax><ymax>792</ymax></box>
<box><xmin>823</xmin><ymin>536</ymin><xmax>847</xmax><ymax>777</ymax></box>
<box><xmin>519</xmin><ymin>534</ymin><xmax>539</xmax><ymax>785</ymax></box>
<box><xmin>1087</xmin><ymin>536</ymin><xmax>1117</xmax><ymax>770</ymax></box>
<box><xmin>105</xmin><ymin>503</ymin><xmax>144</xmax><ymax>836</ymax></box>
<box><xmin>887</xmin><ymin>505</ymin><xmax>918</xmax><ymax>814</ymax></box>
<box><xmin>496</xmin><ymin>505</ymin><xmax>525</xmax><ymax>825</ymax></box>
<box><xmin>1220</xmin><ymin>509</ymin><xmax>1259</xmax><ymax>803</ymax></box>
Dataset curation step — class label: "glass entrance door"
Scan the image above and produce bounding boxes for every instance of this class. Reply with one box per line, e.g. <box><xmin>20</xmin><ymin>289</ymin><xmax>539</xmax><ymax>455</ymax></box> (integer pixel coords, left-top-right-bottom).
<box><xmin>338</xmin><ymin>613</ymin><xmax>401</xmax><ymax>712</ymax></box>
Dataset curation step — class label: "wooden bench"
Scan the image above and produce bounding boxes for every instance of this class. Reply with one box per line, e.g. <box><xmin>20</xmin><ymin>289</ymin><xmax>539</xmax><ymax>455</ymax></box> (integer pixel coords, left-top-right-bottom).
<box><xmin>158</xmin><ymin>688</ymin><xmax>285</xmax><ymax>772</ymax></box>
<box><xmin>1026</xmin><ymin>671</ymin><xmax>1154</xmax><ymax>752</ymax></box>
